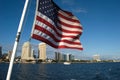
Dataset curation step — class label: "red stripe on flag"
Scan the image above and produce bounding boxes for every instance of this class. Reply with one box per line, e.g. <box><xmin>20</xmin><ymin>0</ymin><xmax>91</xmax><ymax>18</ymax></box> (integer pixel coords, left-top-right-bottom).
<box><xmin>57</xmin><ymin>26</ymin><xmax>82</xmax><ymax>34</ymax></box>
<box><xmin>58</xmin><ymin>20</ymin><xmax>83</xmax><ymax>29</ymax></box>
<box><xmin>58</xmin><ymin>12</ymin><xmax>80</xmax><ymax>23</ymax></box>
<box><xmin>34</xmin><ymin>25</ymin><xmax>81</xmax><ymax>45</ymax></box>
<box><xmin>32</xmin><ymin>34</ymin><xmax>83</xmax><ymax>50</ymax></box>
<box><xmin>32</xmin><ymin>34</ymin><xmax>58</xmax><ymax>48</ymax></box>
<box><xmin>36</xmin><ymin>15</ymin><xmax>81</xmax><ymax>37</ymax></box>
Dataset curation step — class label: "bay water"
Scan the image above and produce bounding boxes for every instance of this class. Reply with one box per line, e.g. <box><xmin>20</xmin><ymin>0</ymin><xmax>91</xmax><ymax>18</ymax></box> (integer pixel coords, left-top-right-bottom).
<box><xmin>0</xmin><ymin>62</ymin><xmax>120</xmax><ymax>80</ymax></box>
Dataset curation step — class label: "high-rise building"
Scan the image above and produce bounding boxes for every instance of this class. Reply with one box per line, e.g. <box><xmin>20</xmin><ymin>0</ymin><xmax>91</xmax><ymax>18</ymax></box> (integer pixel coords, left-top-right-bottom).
<box><xmin>7</xmin><ymin>50</ymin><xmax>12</xmax><ymax>61</ymax></box>
<box><xmin>21</xmin><ymin>41</ymin><xmax>34</xmax><ymax>62</ymax></box>
<box><xmin>62</xmin><ymin>54</ymin><xmax>66</xmax><ymax>61</ymax></box>
<box><xmin>55</xmin><ymin>53</ymin><xmax>75</xmax><ymax>62</ymax></box>
<box><xmin>55</xmin><ymin>52</ymin><xmax>62</xmax><ymax>61</ymax></box>
<box><xmin>31</xmin><ymin>49</ymin><xmax>35</xmax><ymax>58</ymax></box>
<box><xmin>69</xmin><ymin>54</ymin><xmax>75</xmax><ymax>61</ymax></box>
<box><xmin>66</xmin><ymin>54</ymin><xmax>70</xmax><ymax>61</ymax></box>
<box><xmin>62</xmin><ymin>54</ymin><xmax>75</xmax><ymax>61</ymax></box>
<box><xmin>0</xmin><ymin>46</ymin><xmax>2</xmax><ymax>58</ymax></box>
<box><xmin>38</xmin><ymin>43</ymin><xmax>46</xmax><ymax>61</ymax></box>
<box><xmin>55</xmin><ymin>52</ymin><xmax>58</xmax><ymax>61</ymax></box>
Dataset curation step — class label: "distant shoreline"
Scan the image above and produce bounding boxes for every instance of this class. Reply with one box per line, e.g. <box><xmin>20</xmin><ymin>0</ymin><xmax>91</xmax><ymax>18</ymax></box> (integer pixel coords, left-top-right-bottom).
<box><xmin>0</xmin><ymin>61</ymin><xmax>120</xmax><ymax>64</ymax></box>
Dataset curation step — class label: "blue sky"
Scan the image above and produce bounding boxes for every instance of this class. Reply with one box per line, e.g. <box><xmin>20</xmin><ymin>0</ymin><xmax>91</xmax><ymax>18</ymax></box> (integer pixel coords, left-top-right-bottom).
<box><xmin>0</xmin><ymin>0</ymin><xmax>120</xmax><ymax>59</ymax></box>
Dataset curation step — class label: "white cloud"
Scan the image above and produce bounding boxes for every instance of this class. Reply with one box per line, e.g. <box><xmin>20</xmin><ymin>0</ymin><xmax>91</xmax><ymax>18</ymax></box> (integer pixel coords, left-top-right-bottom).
<box><xmin>61</xmin><ymin>0</ymin><xmax>87</xmax><ymax>14</ymax></box>
<box><xmin>62</xmin><ymin>0</ymin><xmax>75</xmax><ymax>5</ymax></box>
<box><xmin>72</xmin><ymin>8</ymin><xmax>87</xmax><ymax>13</ymax></box>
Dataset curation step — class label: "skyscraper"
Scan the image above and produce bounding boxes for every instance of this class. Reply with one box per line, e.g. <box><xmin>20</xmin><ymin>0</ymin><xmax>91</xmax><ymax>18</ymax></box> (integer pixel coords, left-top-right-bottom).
<box><xmin>55</xmin><ymin>52</ymin><xmax>62</xmax><ymax>61</ymax></box>
<box><xmin>66</xmin><ymin>54</ymin><xmax>70</xmax><ymax>61</ymax></box>
<box><xmin>69</xmin><ymin>54</ymin><xmax>75</xmax><ymax>61</ymax></box>
<box><xmin>21</xmin><ymin>41</ymin><xmax>34</xmax><ymax>62</ymax></box>
<box><xmin>7</xmin><ymin>50</ymin><xmax>12</xmax><ymax>61</ymax></box>
<box><xmin>38</xmin><ymin>43</ymin><xmax>46</xmax><ymax>61</ymax></box>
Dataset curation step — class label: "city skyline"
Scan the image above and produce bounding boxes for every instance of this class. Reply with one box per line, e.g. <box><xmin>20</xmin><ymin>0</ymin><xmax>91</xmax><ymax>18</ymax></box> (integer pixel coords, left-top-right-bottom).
<box><xmin>0</xmin><ymin>0</ymin><xmax>120</xmax><ymax>60</ymax></box>
<box><xmin>1</xmin><ymin>41</ymin><xmax>119</xmax><ymax>60</ymax></box>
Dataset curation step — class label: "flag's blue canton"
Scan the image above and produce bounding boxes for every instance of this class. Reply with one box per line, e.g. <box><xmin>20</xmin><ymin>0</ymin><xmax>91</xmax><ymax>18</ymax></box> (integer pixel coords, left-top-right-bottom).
<box><xmin>38</xmin><ymin>0</ymin><xmax>59</xmax><ymax>24</ymax></box>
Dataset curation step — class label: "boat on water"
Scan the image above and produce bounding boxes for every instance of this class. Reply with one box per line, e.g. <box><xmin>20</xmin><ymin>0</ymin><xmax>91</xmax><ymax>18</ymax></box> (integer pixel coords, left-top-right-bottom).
<box><xmin>63</xmin><ymin>62</ymin><xmax>71</xmax><ymax>65</ymax></box>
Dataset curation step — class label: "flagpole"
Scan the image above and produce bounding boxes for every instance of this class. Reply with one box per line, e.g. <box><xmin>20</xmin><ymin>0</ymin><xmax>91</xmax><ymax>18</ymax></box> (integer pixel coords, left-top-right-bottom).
<box><xmin>6</xmin><ymin>0</ymin><xmax>29</xmax><ymax>80</ymax></box>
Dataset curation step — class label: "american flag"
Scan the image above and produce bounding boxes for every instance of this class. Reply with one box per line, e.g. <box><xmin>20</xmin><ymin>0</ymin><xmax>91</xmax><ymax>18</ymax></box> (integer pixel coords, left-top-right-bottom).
<box><xmin>31</xmin><ymin>0</ymin><xmax>83</xmax><ymax>50</ymax></box>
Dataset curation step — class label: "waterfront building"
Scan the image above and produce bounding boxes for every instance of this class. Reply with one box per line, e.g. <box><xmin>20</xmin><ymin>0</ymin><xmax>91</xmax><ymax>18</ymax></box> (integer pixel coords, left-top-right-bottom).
<box><xmin>38</xmin><ymin>43</ymin><xmax>46</xmax><ymax>61</ymax></box>
<box><xmin>63</xmin><ymin>54</ymin><xmax>75</xmax><ymax>61</ymax></box>
<box><xmin>7</xmin><ymin>50</ymin><xmax>12</xmax><ymax>61</ymax></box>
<box><xmin>0</xmin><ymin>46</ymin><xmax>2</xmax><ymax>58</ymax></box>
<box><xmin>55</xmin><ymin>53</ymin><xmax>75</xmax><ymax>62</ymax></box>
<box><xmin>66</xmin><ymin>54</ymin><xmax>69</xmax><ymax>61</ymax></box>
<box><xmin>93</xmin><ymin>54</ymin><xmax>101</xmax><ymax>62</ymax></box>
<box><xmin>62</xmin><ymin>54</ymin><xmax>70</xmax><ymax>61</ymax></box>
<box><xmin>62</xmin><ymin>54</ymin><xmax>66</xmax><ymax>61</ymax></box>
<box><xmin>55</xmin><ymin>52</ymin><xmax>62</xmax><ymax>61</ymax></box>
<box><xmin>55</xmin><ymin>52</ymin><xmax>58</xmax><ymax>61</ymax></box>
<box><xmin>31</xmin><ymin>49</ymin><xmax>35</xmax><ymax>58</ymax></box>
<box><xmin>21</xmin><ymin>41</ymin><xmax>34</xmax><ymax>62</ymax></box>
<box><xmin>69</xmin><ymin>54</ymin><xmax>75</xmax><ymax>61</ymax></box>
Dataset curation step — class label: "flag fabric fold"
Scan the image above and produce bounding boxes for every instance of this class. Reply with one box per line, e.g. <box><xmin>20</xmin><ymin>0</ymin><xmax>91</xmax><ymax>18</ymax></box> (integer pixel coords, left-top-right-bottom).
<box><xmin>31</xmin><ymin>0</ymin><xmax>83</xmax><ymax>50</ymax></box>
